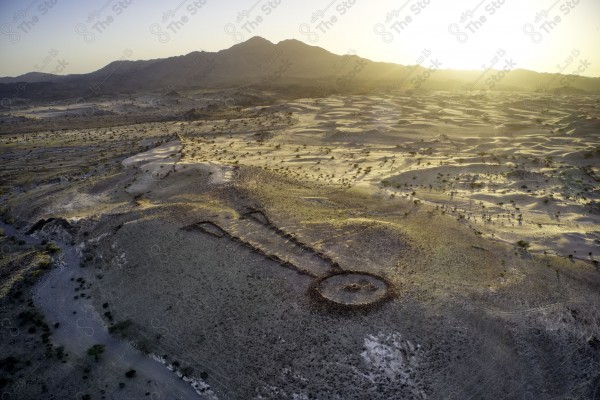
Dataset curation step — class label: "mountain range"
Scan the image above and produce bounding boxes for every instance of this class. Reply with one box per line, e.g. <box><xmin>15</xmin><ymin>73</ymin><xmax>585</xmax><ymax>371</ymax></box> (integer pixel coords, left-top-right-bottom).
<box><xmin>2</xmin><ymin>36</ymin><xmax>599</xmax><ymax>102</ymax></box>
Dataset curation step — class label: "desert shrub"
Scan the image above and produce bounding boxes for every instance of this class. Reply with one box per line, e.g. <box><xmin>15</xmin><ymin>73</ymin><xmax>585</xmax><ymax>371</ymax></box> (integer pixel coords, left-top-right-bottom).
<box><xmin>37</xmin><ymin>258</ymin><xmax>52</xmax><ymax>269</ymax></box>
<box><xmin>87</xmin><ymin>344</ymin><xmax>105</xmax><ymax>361</ymax></box>
<box><xmin>55</xmin><ymin>346</ymin><xmax>65</xmax><ymax>360</ymax></box>
<box><xmin>0</xmin><ymin>356</ymin><xmax>19</xmax><ymax>373</ymax></box>
<box><xmin>45</xmin><ymin>242</ymin><xmax>61</xmax><ymax>254</ymax></box>
<box><xmin>30</xmin><ymin>270</ymin><xmax>44</xmax><ymax>278</ymax></box>
<box><xmin>108</xmin><ymin>319</ymin><xmax>133</xmax><ymax>337</ymax></box>
<box><xmin>135</xmin><ymin>338</ymin><xmax>151</xmax><ymax>355</ymax></box>
<box><xmin>180</xmin><ymin>366</ymin><xmax>194</xmax><ymax>378</ymax></box>
<box><xmin>18</xmin><ymin>309</ymin><xmax>45</xmax><ymax>326</ymax></box>
<box><xmin>0</xmin><ymin>377</ymin><xmax>12</xmax><ymax>389</ymax></box>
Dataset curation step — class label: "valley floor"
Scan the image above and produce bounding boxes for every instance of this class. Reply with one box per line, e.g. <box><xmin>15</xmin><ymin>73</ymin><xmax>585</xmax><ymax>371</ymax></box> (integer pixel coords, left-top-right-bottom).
<box><xmin>1</xmin><ymin>90</ymin><xmax>599</xmax><ymax>399</ymax></box>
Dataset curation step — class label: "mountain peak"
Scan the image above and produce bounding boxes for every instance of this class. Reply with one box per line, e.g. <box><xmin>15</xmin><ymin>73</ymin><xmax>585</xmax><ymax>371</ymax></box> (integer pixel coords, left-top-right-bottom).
<box><xmin>246</xmin><ymin>36</ymin><xmax>273</xmax><ymax>45</ymax></box>
<box><xmin>2</xmin><ymin>38</ymin><xmax>599</xmax><ymax>97</ymax></box>
<box><xmin>276</xmin><ymin>38</ymin><xmax>307</xmax><ymax>46</ymax></box>
<box><xmin>228</xmin><ymin>36</ymin><xmax>274</xmax><ymax>50</ymax></box>
<box><xmin>275</xmin><ymin>38</ymin><xmax>332</xmax><ymax>57</ymax></box>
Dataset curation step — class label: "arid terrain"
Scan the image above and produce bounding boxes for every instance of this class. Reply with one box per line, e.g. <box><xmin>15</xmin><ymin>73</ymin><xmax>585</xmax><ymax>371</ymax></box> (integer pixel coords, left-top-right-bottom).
<box><xmin>1</xmin><ymin>88</ymin><xmax>599</xmax><ymax>399</ymax></box>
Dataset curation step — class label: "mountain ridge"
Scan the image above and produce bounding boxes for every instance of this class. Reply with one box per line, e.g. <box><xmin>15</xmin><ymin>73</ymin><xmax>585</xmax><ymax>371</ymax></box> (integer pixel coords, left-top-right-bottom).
<box><xmin>1</xmin><ymin>36</ymin><xmax>599</xmax><ymax>100</ymax></box>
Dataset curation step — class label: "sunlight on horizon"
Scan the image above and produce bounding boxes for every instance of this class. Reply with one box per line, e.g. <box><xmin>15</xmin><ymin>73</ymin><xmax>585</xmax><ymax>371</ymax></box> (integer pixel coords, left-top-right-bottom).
<box><xmin>0</xmin><ymin>0</ymin><xmax>598</xmax><ymax>77</ymax></box>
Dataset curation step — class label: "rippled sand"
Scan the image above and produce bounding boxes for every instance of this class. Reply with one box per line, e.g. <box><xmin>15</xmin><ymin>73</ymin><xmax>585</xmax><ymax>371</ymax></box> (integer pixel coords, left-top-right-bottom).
<box><xmin>180</xmin><ymin>91</ymin><xmax>600</xmax><ymax>259</ymax></box>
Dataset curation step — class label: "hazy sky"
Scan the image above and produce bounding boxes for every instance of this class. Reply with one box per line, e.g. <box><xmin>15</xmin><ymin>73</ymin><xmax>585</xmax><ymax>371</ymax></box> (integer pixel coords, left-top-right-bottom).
<box><xmin>1</xmin><ymin>0</ymin><xmax>599</xmax><ymax>77</ymax></box>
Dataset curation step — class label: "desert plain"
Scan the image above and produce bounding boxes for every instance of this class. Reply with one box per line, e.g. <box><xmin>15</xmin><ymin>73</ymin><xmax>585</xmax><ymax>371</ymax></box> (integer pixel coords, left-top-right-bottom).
<box><xmin>1</xmin><ymin>87</ymin><xmax>599</xmax><ymax>399</ymax></box>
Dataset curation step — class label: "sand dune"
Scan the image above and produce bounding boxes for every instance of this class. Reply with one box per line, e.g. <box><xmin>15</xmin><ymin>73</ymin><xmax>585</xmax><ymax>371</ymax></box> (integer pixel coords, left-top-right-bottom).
<box><xmin>171</xmin><ymin>91</ymin><xmax>599</xmax><ymax>261</ymax></box>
